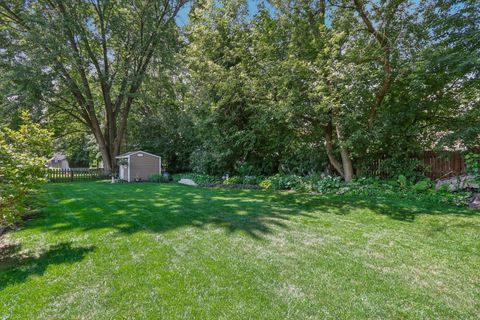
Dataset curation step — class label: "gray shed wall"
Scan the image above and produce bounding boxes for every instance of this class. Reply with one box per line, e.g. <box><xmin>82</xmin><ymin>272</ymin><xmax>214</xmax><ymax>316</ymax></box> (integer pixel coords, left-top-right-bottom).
<box><xmin>129</xmin><ymin>153</ymin><xmax>160</xmax><ymax>182</ymax></box>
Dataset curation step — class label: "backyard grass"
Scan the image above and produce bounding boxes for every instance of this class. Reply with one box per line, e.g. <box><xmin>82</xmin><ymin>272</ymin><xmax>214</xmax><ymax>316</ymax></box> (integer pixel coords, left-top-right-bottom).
<box><xmin>1</xmin><ymin>182</ymin><xmax>479</xmax><ymax>319</ymax></box>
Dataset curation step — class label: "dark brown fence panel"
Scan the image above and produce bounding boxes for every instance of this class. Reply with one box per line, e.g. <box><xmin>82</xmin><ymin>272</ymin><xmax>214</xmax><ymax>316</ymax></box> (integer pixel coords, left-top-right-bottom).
<box><xmin>362</xmin><ymin>152</ymin><xmax>469</xmax><ymax>180</ymax></box>
<box><xmin>45</xmin><ymin>168</ymin><xmax>110</xmax><ymax>183</ymax></box>
<box><xmin>422</xmin><ymin>152</ymin><xmax>467</xmax><ymax>179</ymax></box>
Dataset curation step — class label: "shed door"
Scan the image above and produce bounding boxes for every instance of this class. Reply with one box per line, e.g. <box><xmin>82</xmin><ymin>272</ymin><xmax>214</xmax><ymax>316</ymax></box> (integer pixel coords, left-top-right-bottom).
<box><xmin>119</xmin><ymin>165</ymin><xmax>127</xmax><ymax>180</ymax></box>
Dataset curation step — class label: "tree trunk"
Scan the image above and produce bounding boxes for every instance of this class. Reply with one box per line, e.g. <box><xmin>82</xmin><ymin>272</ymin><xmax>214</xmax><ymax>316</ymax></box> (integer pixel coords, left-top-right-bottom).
<box><xmin>335</xmin><ymin>119</ymin><xmax>354</xmax><ymax>182</ymax></box>
<box><xmin>323</xmin><ymin>122</ymin><xmax>344</xmax><ymax>178</ymax></box>
<box><xmin>322</xmin><ymin>110</ymin><xmax>355</xmax><ymax>182</ymax></box>
<box><xmin>339</xmin><ymin>148</ymin><xmax>354</xmax><ymax>182</ymax></box>
<box><xmin>90</xmin><ymin>122</ymin><xmax>114</xmax><ymax>172</ymax></box>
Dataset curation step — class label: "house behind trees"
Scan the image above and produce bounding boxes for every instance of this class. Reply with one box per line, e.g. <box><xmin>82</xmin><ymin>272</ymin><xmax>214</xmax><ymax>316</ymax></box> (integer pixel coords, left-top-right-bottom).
<box><xmin>47</xmin><ymin>153</ymin><xmax>70</xmax><ymax>170</ymax></box>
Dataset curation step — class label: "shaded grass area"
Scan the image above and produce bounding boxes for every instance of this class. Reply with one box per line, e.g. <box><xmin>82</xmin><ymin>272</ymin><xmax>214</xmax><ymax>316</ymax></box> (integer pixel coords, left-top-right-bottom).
<box><xmin>1</xmin><ymin>182</ymin><xmax>479</xmax><ymax>319</ymax></box>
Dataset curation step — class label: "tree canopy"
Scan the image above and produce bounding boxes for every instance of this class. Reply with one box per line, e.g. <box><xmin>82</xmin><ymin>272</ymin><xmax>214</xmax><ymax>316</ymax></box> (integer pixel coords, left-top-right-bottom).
<box><xmin>1</xmin><ymin>0</ymin><xmax>478</xmax><ymax>180</ymax></box>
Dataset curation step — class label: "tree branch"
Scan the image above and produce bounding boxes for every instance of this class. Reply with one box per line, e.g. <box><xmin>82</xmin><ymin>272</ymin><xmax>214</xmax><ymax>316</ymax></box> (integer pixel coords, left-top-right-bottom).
<box><xmin>352</xmin><ymin>0</ymin><xmax>394</xmax><ymax>129</ymax></box>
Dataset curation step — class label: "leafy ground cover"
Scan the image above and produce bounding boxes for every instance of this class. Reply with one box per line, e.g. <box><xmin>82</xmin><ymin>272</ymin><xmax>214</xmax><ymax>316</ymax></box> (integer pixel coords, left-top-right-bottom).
<box><xmin>1</xmin><ymin>182</ymin><xmax>479</xmax><ymax>319</ymax></box>
<box><xmin>172</xmin><ymin>173</ymin><xmax>473</xmax><ymax>207</ymax></box>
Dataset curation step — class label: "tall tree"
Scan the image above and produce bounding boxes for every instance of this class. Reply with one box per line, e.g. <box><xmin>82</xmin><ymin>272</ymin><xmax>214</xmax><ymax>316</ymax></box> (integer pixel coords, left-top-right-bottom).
<box><xmin>0</xmin><ymin>0</ymin><xmax>187</xmax><ymax>170</ymax></box>
<box><xmin>269</xmin><ymin>0</ymin><xmax>414</xmax><ymax>181</ymax></box>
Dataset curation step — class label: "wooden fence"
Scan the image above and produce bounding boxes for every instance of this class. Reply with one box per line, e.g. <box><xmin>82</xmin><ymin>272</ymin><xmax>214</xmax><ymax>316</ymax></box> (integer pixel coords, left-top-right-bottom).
<box><xmin>422</xmin><ymin>151</ymin><xmax>466</xmax><ymax>179</ymax></box>
<box><xmin>45</xmin><ymin>168</ymin><xmax>110</xmax><ymax>183</ymax></box>
<box><xmin>362</xmin><ymin>152</ymin><xmax>468</xmax><ymax>180</ymax></box>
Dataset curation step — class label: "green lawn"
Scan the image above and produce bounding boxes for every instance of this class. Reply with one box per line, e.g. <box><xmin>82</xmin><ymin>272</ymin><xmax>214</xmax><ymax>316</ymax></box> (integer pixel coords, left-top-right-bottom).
<box><xmin>1</xmin><ymin>182</ymin><xmax>479</xmax><ymax>319</ymax></box>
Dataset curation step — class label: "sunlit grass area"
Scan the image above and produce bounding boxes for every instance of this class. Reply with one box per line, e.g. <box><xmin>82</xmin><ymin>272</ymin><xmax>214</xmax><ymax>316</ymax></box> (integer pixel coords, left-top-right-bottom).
<box><xmin>1</xmin><ymin>182</ymin><xmax>479</xmax><ymax>319</ymax></box>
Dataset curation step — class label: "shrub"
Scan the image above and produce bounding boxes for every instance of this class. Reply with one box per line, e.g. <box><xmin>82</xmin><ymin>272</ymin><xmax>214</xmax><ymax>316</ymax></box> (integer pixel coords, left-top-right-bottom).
<box><xmin>413</xmin><ymin>179</ymin><xmax>432</xmax><ymax>192</ymax></box>
<box><xmin>223</xmin><ymin>176</ymin><xmax>241</xmax><ymax>185</ymax></box>
<box><xmin>234</xmin><ymin>161</ymin><xmax>256</xmax><ymax>176</ymax></box>
<box><xmin>216</xmin><ymin>184</ymin><xmax>261</xmax><ymax>190</ymax></box>
<box><xmin>173</xmin><ymin>172</ymin><xmax>470</xmax><ymax>207</ymax></box>
<box><xmin>465</xmin><ymin>153</ymin><xmax>480</xmax><ymax>182</ymax></box>
<box><xmin>397</xmin><ymin>175</ymin><xmax>409</xmax><ymax>188</ymax></box>
<box><xmin>0</xmin><ymin>112</ymin><xmax>53</xmax><ymax>226</ymax></box>
<box><xmin>277</xmin><ymin>175</ymin><xmax>304</xmax><ymax>190</ymax></box>
<box><xmin>262</xmin><ymin>174</ymin><xmax>304</xmax><ymax>190</ymax></box>
<box><xmin>242</xmin><ymin>175</ymin><xmax>264</xmax><ymax>185</ymax></box>
<box><xmin>148</xmin><ymin>173</ymin><xmax>171</xmax><ymax>183</ymax></box>
<box><xmin>315</xmin><ymin>176</ymin><xmax>343</xmax><ymax>194</ymax></box>
<box><xmin>259</xmin><ymin>179</ymin><xmax>273</xmax><ymax>190</ymax></box>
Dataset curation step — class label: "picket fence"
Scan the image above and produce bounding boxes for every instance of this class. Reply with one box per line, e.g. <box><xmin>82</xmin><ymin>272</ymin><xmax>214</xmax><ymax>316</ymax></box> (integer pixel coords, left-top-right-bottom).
<box><xmin>45</xmin><ymin>168</ymin><xmax>110</xmax><ymax>183</ymax></box>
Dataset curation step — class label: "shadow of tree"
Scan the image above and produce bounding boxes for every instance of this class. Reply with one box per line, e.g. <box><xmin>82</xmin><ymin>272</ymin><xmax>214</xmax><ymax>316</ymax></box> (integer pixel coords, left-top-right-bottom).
<box><xmin>265</xmin><ymin>191</ymin><xmax>477</xmax><ymax>222</ymax></box>
<box><xmin>34</xmin><ymin>184</ymin><xmax>306</xmax><ymax>239</ymax></box>
<box><xmin>27</xmin><ymin>183</ymin><xmax>479</xmax><ymax>240</ymax></box>
<box><xmin>0</xmin><ymin>242</ymin><xmax>95</xmax><ymax>290</ymax></box>
<box><xmin>1</xmin><ymin>183</ymin><xmax>477</xmax><ymax>290</ymax></box>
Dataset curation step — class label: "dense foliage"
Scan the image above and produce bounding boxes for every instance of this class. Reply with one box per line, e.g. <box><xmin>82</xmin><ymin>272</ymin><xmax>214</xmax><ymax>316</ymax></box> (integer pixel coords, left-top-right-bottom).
<box><xmin>170</xmin><ymin>172</ymin><xmax>472</xmax><ymax>206</ymax></box>
<box><xmin>1</xmin><ymin>0</ymin><xmax>479</xmax><ymax>180</ymax></box>
<box><xmin>465</xmin><ymin>153</ymin><xmax>480</xmax><ymax>183</ymax></box>
<box><xmin>0</xmin><ymin>112</ymin><xmax>52</xmax><ymax>226</ymax></box>
<box><xmin>131</xmin><ymin>0</ymin><xmax>479</xmax><ymax>178</ymax></box>
<box><xmin>0</xmin><ymin>0</ymin><xmax>187</xmax><ymax>171</ymax></box>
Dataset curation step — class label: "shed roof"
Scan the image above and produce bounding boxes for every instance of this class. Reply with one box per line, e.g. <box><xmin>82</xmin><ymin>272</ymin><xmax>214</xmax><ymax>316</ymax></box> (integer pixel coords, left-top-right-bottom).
<box><xmin>115</xmin><ymin>150</ymin><xmax>161</xmax><ymax>159</ymax></box>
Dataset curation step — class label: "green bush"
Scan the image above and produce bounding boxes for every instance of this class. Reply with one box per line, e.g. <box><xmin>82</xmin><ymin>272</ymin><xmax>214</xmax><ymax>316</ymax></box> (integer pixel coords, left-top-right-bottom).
<box><xmin>263</xmin><ymin>174</ymin><xmax>303</xmax><ymax>190</ymax></box>
<box><xmin>234</xmin><ymin>161</ymin><xmax>256</xmax><ymax>176</ymax></box>
<box><xmin>173</xmin><ymin>173</ymin><xmax>266</xmax><ymax>186</ymax></box>
<box><xmin>171</xmin><ymin>172</ymin><xmax>470</xmax><ymax>207</ymax></box>
<box><xmin>259</xmin><ymin>179</ymin><xmax>273</xmax><ymax>189</ymax></box>
<box><xmin>304</xmin><ymin>175</ymin><xmax>468</xmax><ymax>207</ymax></box>
<box><xmin>397</xmin><ymin>175</ymin><xmax>409</xmax><ymax>188</ymax></box>
<box><xmin>242</xmin><ymin>175</ymin><xmax>264</xmax><ymax>185</ymax></box>
<box><xmin>413</xmin><ymin>179</ymin><xmax>432</xmax><ymax>192</ymax></box>
<box><xmin>223</xmin><ymin>176</ymin><xmax>241</xmax><ymax>185</ymax></box>
<box><xmin>465</xmin><ymin>153</ymin><xmax>480</xmax><ymax>182</ymax></box>
<box><xmin>279</xmin><ymin>175</ymin><xmax>304</xmax><ymax>190</ymax></box>
<box><xmin>0</xmin><ymin>112</ymin><xmax>53</xmax><ymax>226</ymax></box>
<box><xmin>315</xmin><ymin>176</ymin><xmax>344</xmax><ymax>194</ymax></box>
<box><xmin>148</xmin><ymin>173</ymin><xmax>171</xmax><ymax>183</ymax></box>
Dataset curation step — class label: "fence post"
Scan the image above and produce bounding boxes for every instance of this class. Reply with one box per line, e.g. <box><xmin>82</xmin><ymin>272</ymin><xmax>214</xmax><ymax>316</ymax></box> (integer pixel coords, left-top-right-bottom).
<box><xmin>70</xmin><ymin>170</ymin><xmax>74</xmax><ymax>182</ymax></box>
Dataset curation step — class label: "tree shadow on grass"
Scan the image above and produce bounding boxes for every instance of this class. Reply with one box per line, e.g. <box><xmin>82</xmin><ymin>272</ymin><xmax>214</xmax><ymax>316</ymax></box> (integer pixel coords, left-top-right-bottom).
<box><xmin>0</xmin><ymin>242</ymin><xmax>95</xmax><ymax>290</ymax></box>
<box><xmin>29</xmin><ymin>183</ymin><xmax>480</xmax><ymax>240</ymax></box>
<box><xmin>269</xmin><ymin>192</ymin><xmax>478</xmax><ymax>222</ymax></box>
<box><xmin>33</xmin><ymin>184</ymin><xmax>306</xmax><ymax>239</ymax></box>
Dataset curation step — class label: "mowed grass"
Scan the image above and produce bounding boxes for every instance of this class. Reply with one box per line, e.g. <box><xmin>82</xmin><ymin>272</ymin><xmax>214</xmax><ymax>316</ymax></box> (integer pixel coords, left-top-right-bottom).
<box><xmin>1</xmin><ymin>182</ymin><xmax>479</xmax><ymax>319</ymax></box>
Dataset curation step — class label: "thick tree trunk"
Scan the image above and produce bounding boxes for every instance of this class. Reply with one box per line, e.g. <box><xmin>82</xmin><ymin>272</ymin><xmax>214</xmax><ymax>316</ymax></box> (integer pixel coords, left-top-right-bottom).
<box><xmin>94</xmin><ymin>130</ymin><xmax>122</xmax><ymax>173</ymax></box>
<box><xmin>335</xmin><ymin>121</ymin><xmax>354</xmax><ymax>182</ymax></box>
<box><xmin>99</xmin><ymin>145</ymin><xmax>113</xmax><ymax>172</ymax></box>
<box><xmin>322</xmin><ymin>127</ymin><xmax>354</xmax><ymax>182</ymax></box>
<box><xmin>339</xmin><ymin>148</ymin><xmax>354</xmax><ymax>182</ymax></box>
<box><xmin>322</xmin><ymin>121</ymin><xmax>354</xmax><ymax>182</ymax></box>
<box><xmin>90</xmin><ymin>122</ymin><xmax>114</xmax><ymax>172</ymax></box>
<box><xmin>322</xmin><ymin>113</ymin><xmax>355</xmax><ymax>182</ymax></box>
<box><xmin>323</xmin><ymin>122</ymin><xmax>345</xmax><ymax>178</ymax></box>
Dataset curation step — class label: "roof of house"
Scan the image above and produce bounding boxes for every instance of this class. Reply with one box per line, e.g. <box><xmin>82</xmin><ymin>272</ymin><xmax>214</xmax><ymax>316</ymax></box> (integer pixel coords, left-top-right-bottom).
<box><xmin>49</xmin><ymin>153</ymin><xmax>68</xmax><ymax>162</ymax></box>
<box><xmin>115</xmin><ymin>151</ymin><xmax>161</xmax><ymax>159</ymax></box>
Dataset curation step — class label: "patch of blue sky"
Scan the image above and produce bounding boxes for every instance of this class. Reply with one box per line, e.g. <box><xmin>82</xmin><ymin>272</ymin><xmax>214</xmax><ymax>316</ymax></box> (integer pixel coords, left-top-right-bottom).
<box><xmin>175</xmin><ymin>0</ymin><xmax>276</xmax><ymax>26</ymax></box>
